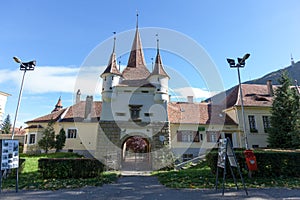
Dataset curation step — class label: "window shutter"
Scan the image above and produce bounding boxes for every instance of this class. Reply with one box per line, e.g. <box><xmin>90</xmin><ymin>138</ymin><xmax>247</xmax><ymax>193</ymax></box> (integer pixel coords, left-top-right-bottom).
<box><xmin>194</xmin><ymin>131</ymin><xmax>200</xmax><ymax>142</ymax></box>
<box><xmin>177</xmin><ymin>131</ymin><xmax>182</xmax><ymax>142</ymax></box>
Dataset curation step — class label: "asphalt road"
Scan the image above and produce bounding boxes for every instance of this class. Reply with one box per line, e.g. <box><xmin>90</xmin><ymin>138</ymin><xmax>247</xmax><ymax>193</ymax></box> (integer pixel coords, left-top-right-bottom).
<box><xmin>1</xmin><ymin>176</ymin><xmax>300</xmax><ymax>200</ymax></box>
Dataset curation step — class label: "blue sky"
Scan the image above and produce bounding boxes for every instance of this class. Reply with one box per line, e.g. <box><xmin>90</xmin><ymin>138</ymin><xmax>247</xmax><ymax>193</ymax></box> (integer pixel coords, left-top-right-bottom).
<box><xmin>1</xmin><ymin>0</ymin><xmax>300</xmax><ymax>127</ymax></box>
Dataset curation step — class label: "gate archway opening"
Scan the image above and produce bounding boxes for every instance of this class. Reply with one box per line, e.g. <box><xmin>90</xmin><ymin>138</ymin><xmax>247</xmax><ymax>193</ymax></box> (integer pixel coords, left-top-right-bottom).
<box><xmin>121</xmin><ymin>136</ymin><xmax>151</xmax><ymax>171</ymax></box>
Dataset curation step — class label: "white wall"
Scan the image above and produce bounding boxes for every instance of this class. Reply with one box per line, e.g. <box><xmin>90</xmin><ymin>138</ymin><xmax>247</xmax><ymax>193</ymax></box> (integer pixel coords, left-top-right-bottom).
<box><xmin>0</xmin><ymin>92</ymin><xmax>10</xmax><ymax>123</ymax></box>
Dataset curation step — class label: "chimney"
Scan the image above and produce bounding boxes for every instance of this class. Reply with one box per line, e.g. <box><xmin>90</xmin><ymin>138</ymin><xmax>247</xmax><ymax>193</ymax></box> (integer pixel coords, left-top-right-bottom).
<box><xmin>187</xmin><ymin>96</ymin><xmax>194</xmax><ymax>103</ymax></box>
<box><xmin>76</xmin><ymin>89</ymin><xmax>81</xmax><ymax>104</ymax></box>
<box><xmin>267</xmin><ymin>80</ymin><xmax>273</xmax><ymax>96</ymax></box>
<box><xmin>84</xmin><ymin>95</ymin><xmax>93</xmax><ymax>119</ymax></box>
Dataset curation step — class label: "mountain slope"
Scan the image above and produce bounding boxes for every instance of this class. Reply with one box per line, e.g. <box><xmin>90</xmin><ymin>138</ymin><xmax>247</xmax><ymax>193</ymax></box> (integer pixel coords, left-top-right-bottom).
<box><xmin>245</xmin><ymin>61</ymin><xmax>300</xmax><ymax>85</ymax></box>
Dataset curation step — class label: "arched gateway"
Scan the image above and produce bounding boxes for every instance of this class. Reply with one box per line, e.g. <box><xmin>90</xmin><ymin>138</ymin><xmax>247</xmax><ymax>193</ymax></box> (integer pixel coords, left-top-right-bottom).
<box><xmin>121</xmin><ymin>135</ymin><xmax>151</xmax><ymax>171</ymax></box>
<box><xmin>94</xmin><ymin>20</ymin><xmax>172</xmax><ymax>171</ymax></box>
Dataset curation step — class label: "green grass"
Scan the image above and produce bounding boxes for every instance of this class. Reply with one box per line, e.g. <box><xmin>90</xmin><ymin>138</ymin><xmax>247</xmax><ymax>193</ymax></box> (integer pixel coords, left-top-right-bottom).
<box><xmin>153</xmin><ymin>161</ymin><xmax>300</xmax><ymax>189</ymax></box>
<box><xmin>2</xmin><ymin>152</ymin><xmax>119</xmax><ymax>191</ymax></box>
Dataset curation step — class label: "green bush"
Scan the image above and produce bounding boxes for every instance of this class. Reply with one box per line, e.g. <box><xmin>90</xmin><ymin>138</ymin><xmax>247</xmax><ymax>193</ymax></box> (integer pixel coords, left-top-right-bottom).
<box><xmin>206</xmin><ymin>149</ymin><xmax>300</xmax><ymax>178</ymax></box>
<box><xmin>38</xmin><ymin>158</ymin><xmax>104</xmax><ymax>179</ymax></box>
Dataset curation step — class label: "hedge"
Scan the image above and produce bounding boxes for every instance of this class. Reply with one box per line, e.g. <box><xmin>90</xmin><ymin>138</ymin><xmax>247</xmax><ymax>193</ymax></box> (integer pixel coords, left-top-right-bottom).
<box><xmin>38</xmin><ymin>158</ymin><xmax>104</xmax><ymax>179</ymax></box>
<box><xmin>206</xmin><ymin>149</ymin><xmax>300</xmax><ymax>178</ymax></box>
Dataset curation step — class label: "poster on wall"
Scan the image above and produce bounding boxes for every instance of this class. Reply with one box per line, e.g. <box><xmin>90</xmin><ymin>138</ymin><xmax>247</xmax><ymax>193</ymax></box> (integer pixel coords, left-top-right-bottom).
<box><xmin>0</xmin><ymin>140</ymin><xmax>19</xmax><ymax>170</ymax></box>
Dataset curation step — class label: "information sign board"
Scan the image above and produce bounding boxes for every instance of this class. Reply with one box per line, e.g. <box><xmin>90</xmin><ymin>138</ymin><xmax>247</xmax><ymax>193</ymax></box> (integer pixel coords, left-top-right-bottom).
<box><xmin>0</xmin><ymin>140</ymin><xmax>19</xmax><ymax>170</ymax></box>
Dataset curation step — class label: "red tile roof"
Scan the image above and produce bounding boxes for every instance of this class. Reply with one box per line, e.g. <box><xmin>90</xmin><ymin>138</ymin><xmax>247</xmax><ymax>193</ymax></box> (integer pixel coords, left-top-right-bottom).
<box><xmin>151</xmin><ymin>51</ymin><xmax>169</xmax><ymax>78</ymax></box>
<box><xmin>26</xmin><ymin>101</ymin><xmax>102</xmax><ymax>123</ymax></box>
<box><xmin>122</xmin><ymin>28</ymin><xmax>150</xmax><ymax>80</ymax></box>
<box><xmin>26</xmin><ymin>108</ymin><xmax>66</xmax><ymax>123</ymax></box>
<box><xmin>225</xmin><ymin>84</ymin><xmax>277</xmax><ymax>108</ymax></box>
<box><xmin>101</xmin><ymin>52</ymin><xmax>122</xmax><ymax>77</ymax></box>
<box><xmin>26</xmin><ymin>100</ymin><xmax>235</xmax><ymax>126</ymax></box>
<box><xmin>167</xmin><ymin>102</ymin><xmax>236</xmax><ymax>125</ymax></box>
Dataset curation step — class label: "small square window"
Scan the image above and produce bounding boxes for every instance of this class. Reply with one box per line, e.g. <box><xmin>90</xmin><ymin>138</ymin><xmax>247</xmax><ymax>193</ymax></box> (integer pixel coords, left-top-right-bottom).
<box><xmin>67</xmin><ymin>129</ymin><xmax>77</xmax><ymax>139</ymax></box>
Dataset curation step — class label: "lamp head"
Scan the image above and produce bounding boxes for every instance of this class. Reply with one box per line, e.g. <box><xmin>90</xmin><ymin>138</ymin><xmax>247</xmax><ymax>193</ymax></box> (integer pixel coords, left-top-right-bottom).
<box><xmin>13</xmin><ymin>56</ymin><xmax>22</xmax><ymax>63</ymax></box>
<box><xmin>20</xmin><ymin>60</ymin><xmax>36</xmax><ymax>71</ymax></box>
<box><xmin>227</xmin><ymin>58</ymin><xmax>236</xmax><ymax>67</ymax></box>
<box><xmin>238</xmin><ymin>53</ymin><xmax>250</xmax><ymax>65</ymax></box>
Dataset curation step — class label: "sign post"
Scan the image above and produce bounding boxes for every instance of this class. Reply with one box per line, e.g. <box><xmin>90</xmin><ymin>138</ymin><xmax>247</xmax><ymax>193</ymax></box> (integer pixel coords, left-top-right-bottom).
<box><xmin>215</xmin><ymin>138</ymin><xmax>248</xmax><ymax>196</ymax></box>
<box><xmin>0</xmin><ymin>139</ymin><xmax>19</xmax><ymax>193</ymax></box>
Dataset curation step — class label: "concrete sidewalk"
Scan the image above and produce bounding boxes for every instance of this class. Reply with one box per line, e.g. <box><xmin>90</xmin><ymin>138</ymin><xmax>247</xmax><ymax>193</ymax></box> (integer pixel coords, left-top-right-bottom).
<box><xmin>1</xmin><ymin>176</ymin><xmax>300</xmax><ymax>200</ymax></box>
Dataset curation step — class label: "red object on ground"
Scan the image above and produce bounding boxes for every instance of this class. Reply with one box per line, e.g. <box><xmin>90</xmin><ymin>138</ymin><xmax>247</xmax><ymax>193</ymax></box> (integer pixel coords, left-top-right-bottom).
<box><xmin>244</xmin><ymin>149</ymin><xmax>258</xmax><ymax>171</ymax></box>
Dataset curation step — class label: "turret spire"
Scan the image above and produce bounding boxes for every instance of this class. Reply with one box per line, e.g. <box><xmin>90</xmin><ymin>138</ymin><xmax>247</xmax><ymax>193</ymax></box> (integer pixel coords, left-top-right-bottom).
<box><xmin>52</xmin><ymin>96</ymin><xmax>63</xmax><ymax>113</ymax></box>
<box><xmin>156</xmin><ymin>33</ymin><xmax>159</xmax><ymax>53</ymax></box>
<box><xmin>101</xmin><ymin>33</ymin><xmax>121</xmax><ymax>77</ymax></box>
<box><xmin>151</xmin><ymin>35</ymin><xmax>169</xmax><ymax>78</ymax></box>
<box><xmin>122</xmin><ymin>13</ymin><xmax>150</xmax><ymax>80</ymax></box>
<box><xmin>136</xmin><ymin>11</ymin><xmax>139</xmax><ymax>29</ymax></box>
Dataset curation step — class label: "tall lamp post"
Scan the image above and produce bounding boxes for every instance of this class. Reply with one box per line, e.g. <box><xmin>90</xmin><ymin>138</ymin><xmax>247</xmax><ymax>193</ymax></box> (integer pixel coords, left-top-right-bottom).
<box><xmin>11</xmin><ymin>57</ymin><xmax>36</xmax><ymax>140</ymax></box>
<box><xmin>226</xmin><ymin>53</ymin><xmax>250</xmax><ymax>150</ymax></box>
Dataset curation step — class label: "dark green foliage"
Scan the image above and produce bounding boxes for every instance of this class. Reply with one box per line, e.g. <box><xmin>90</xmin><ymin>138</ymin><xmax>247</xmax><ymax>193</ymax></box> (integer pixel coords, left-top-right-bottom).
<box><xmin>291</xmin><ymin>87</ymin><xmax>300</xmax><ymax>147</ymax></box>
<box><xmin>206</xmin><ymin>150</ymin><xmax>300</xmax><ymax>178</ymax></box>
<box><xmin>268</xmin><ymin>72</ymin><xmax>300</xmax><ymax>148</ymax></box>
<box><xmin>55</xmin><ymin>128</ymin><xmax>66</xmax><ymax>152</ymax></box>
<box><xmin>38</xmin><ymin>121</ymin><xmax>55</xmax><ymax>153</ymax></box>
<box><xmin>38</xmin><ymin>158</ymin><xmax>104</xmax><ymax>179</ymax></box>
<box><xmin>1</xmin><ymin>114</ymin><xmax>11</xmax><ymax>134</ymax></box>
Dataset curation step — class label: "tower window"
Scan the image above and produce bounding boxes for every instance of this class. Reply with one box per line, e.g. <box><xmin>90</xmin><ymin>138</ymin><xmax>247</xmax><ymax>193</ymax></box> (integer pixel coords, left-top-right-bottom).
<box><xmin>112</xmin><ymin>76</ymin><xmax>114</xmax><ymax>80</ymax></box>
<box><xmin>129</xmin><ymin>105</ymin><xmax>142</xmax><ymax>121</ymax></box>
<box><xmin>104</xmin><ymin>77</ymin><xmax>106</xmax><ymax>81</ymax></box>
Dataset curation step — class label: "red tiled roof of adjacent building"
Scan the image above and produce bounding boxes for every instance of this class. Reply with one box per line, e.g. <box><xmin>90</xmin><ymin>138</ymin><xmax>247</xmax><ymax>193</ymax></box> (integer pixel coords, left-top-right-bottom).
<box><xmin>225</xmin><ymin>84</ymin><xmax>277</xmax><ymax>108</ymax></box>
<box><xmin>26</xmin><ymin>101</ymin><xmax>102</xmax><ymax>123</ymax></box>
<box><xmin>167</xmin><ymin>102</ymin><xmax>236</xmax><ymax>125</ymax></box>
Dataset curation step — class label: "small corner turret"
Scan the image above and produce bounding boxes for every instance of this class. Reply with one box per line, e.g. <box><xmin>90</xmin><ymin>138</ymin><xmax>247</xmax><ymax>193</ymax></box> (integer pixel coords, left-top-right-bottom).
<box><xmin>52</xmin><ymin>96</ymin><xmax>63</xmax><ymax>113</ymax></box>
<box><xmin>101</xmin><ymin>33</ymin><xmax>122</xmax><ymax>102</ymax></box>
<box><xmin>148</xmin><ymin>35</ymin><xmax>170</xmax><ymax>102</ymax></box>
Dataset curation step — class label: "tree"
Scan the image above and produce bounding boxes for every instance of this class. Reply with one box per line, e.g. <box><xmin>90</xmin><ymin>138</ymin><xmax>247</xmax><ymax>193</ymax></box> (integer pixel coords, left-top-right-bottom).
<box><xmin>290</xmin><ymin>84</ymin><xmax>300</xmax><ymax>148</ymax></box>
<box><xmin>1</xmin><ymin>114</ymin><xmax>12</xmax><ymax>134</ymax></box>
<box><xmin>38</xmin><ymin>120</ymin><xmax>55</xmax><ymax>153</ymax></box>
<box><xmin>268</xmin><ymin>72</ymin><xmax>296</xmax><ymax>148</ymax></box>
<box><xmin>55</xmin><ymin>128</ymin><xmax>66</xmax><ymax>152</ymax></box>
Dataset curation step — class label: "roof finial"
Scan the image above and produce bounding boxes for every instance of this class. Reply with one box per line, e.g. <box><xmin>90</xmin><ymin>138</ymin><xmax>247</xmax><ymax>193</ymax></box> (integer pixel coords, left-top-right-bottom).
<box><xmin>151</xmin><ymin>57</ymin><xmax>154</xmax><ymax>71</ymax></box>
<box><xmin>136</xmin><ymin>10</ymin><xmax>139</xmax><ymax>29</ymax></box>
<box><xmin>113</xmin><ymin>32</ymin><xmax>116</xmax><ymax>53</ymax></box>
<box><xmin>118</xmin><ymin>56</ymin><xmax>121</xmax><ymax>71</ymax></box>
<box><xmin>156</xmin><ymin>33</ymin><xmax>159</xmax><ymax>53</ymax></box>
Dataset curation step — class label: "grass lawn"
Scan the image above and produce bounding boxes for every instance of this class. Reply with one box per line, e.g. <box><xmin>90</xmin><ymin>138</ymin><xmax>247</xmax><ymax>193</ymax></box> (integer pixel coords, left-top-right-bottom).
<box><xmin>153</xmin><ymin>161</ymin><xmax>300</xmax><ymax>189</ymax></box>
<box><xmin>2</xmin><ymin>152</ymin><xmax>119</xmax><ymax>191</ymax></box>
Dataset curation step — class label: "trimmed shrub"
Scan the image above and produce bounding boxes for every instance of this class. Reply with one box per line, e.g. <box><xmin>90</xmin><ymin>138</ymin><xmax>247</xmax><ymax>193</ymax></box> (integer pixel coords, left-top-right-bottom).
<box><xmin>206</xmin><ymin>149</ymin><xmax>300</xmax><ymax>178</ymax></box>
<box><xmin>38</xmin><ymin>158</ymin><xmax>104</xmax><ymax>179</ymax></box>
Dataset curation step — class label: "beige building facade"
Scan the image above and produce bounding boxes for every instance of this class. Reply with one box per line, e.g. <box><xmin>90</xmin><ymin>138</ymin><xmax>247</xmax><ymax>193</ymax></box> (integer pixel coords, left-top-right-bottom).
<box><xmin>23</xmin><ymin>23</ymin><xmax>282</xmax><ymax>169</ymax></box>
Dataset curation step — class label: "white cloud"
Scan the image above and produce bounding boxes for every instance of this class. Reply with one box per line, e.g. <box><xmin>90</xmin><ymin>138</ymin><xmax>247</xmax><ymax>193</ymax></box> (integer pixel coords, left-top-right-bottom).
<box><xmin>172</xmin><ymin>87</ymin><xmax>219</xmax><ymax>101</ymax></box>
<box><xmin>0</xmin><ymin>66</ymin><xmax>106</xmax><ymax>94</ymax></box>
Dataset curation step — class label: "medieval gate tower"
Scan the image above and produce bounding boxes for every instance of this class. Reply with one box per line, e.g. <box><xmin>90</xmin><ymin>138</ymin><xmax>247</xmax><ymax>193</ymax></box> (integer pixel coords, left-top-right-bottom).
<box><xmin>95</xmin><ymin>20</ymin><xmax>172</xmax><ymax>170</ymax></box>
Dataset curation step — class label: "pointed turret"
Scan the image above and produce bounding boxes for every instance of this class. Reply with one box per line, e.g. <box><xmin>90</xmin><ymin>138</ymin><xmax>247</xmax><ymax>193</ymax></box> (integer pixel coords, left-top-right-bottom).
<box><xmin>151</xmin><ymin>38</ymin><xmax>169</xmax><ymax>78</ymax></box>
<box><xmin>148</xmin><ymin>36</ymin><xmax>170</xmax><ymax>103</ymax></box>
<box><xmin>52</xmin><ymin>96</ymin><xmax>63</xmax><ymax>113</ymax></box>
<box><xmin>122</xmin><ymin>14</ymin><xmax>150</xmax><ymax>80</ymax></box>
<box><xmin>101</xmin><ymin>34</ymin><xmax>122</xmax><ymax>102</ymax></box>
<box><xmin>101</xmin><ymin>35</ymin><xmax>121</xmax><ymax>77</ymax></box>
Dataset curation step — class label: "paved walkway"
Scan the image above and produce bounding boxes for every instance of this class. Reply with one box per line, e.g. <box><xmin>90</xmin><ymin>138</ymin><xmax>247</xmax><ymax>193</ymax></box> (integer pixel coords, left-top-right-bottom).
<box><xmin>1</xmin><ymin>175</ymin><xmax>300</xmax><ymax>200</ymax></box>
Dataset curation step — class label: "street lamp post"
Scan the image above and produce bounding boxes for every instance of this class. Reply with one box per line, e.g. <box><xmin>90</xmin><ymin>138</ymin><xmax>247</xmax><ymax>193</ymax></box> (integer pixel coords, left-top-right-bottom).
<box><xmin>11</xmin><ymin>57</ymin><xmax>36</xmax><ymax>140</ymax></box>
<box><xmin>226</xmin><ymin>53</ymin><xmax>250</xmax><ymax>150</ymax></box>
